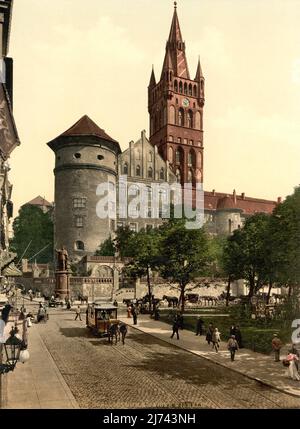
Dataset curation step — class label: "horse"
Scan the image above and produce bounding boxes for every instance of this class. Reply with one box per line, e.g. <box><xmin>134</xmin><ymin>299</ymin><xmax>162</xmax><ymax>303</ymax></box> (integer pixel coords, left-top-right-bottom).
<box><xmin>107</xmin><ymin>323</ymin><xmax>119</xmax><ymax>345</ymax></box>
<box><xmin>119</xmin><ymin>323</ymin><xmax>128</xmax><ymax>345</ymax></box>
<box><xmin>162</xmin><ymin>295</ymin><xmax>179</xmax><ymax>308</ymax></box>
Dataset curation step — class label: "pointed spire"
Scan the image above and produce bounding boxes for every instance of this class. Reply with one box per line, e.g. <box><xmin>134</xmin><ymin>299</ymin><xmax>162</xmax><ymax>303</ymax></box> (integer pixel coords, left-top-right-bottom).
<box><xmin>163</xmin><ymin>1</ymin><xmax>190</xmax><ymax>79</ymax></box>
<box><xmin>160</xmin><ymin>48</ymin><xmax>174</xmax><ymax>79</ymax></box>
<box><xmin>149</xmin><ymin>66</ymin><xmax>156</xmax><ymax>87</ymax></box>
<box><xmin>195</xmin><ymin>56</ymin><xmax>204</xmax><ymax>81</ymax></box>
<box><xmin>168</xmin><ymin>2</ymin><xmax>183</xmax><ymax>45</ymax></box>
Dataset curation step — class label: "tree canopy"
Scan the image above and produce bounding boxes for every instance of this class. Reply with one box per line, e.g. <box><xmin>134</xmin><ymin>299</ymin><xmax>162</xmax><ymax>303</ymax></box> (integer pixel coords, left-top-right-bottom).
<box><xmin>10</xmin><ymin>205</ymin><xmax>54</xmax><ymax>264</ymax></box>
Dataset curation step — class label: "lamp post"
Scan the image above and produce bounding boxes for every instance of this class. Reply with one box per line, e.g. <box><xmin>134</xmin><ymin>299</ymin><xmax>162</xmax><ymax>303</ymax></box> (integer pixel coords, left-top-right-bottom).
<box><xmin>0</xmin><ymin>326</ymin><xmax>25</xmax><ymax>375</ymax></box>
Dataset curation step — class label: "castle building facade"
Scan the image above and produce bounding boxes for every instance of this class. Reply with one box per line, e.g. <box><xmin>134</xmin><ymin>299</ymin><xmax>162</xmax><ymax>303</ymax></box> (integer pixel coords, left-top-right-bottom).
<box><xmin>48</xmin><ymin>4</ymin><xmax>278</xmax><ymax>264</ymax></box>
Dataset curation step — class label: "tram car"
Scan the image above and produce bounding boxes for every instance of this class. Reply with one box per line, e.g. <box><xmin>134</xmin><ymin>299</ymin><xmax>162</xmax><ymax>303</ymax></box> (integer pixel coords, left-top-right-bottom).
<box><xmin>86</xmin><ymin>301</ymin><xmax>118</xmax><ymax>337</ymax></box>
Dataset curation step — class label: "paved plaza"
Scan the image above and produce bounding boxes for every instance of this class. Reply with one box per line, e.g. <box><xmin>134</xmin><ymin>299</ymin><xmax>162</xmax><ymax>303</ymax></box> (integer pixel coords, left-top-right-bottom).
<box><xmin>4</xmin><ymin>304</ymin><xmax>300</xmax><ymax>409</ymax></box>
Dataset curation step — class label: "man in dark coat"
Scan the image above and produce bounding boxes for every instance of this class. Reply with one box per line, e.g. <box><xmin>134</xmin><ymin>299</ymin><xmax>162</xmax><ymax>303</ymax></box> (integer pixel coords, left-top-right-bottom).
<box><xmin>195</xmin><ymin>317</ymin><xmax>204</xmax><ymax>336</ymax></box>
<box><xmin>1</xmin><ymin>303</ymin><xmax>12</xmax><ymax>324</ymax></box>
<box><xmin>235</xmin><ymin>325</ymin><xmax>243</xmax><ymax>348</ymax></box>
<box><xmin>170</xmin><ymin>315</ymin><xmax>180</xmax><ymax>340</ymax></box>
<box><xmin>132</xmin><ymin>306</ymin><xmax>138</xmax><ymax>325</ymax></box>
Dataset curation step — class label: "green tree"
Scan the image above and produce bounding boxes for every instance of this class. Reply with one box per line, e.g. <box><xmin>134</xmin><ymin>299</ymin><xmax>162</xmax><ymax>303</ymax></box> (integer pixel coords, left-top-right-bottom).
<box><xmin>114</xmin><ymin>226</ymin><xmax>136</xmax><ymax>257</ymax></box>
<box><xmin>10</xmin><ymin>205</ymin><xmax>54</xmax><ymax>264</ymax></box>
<box><xmin>95</xmin><ymin>235</ymin><xmax>115</xmax><ymax>256</ymax></box>
<box><xmin>269</xmin><ymin>186</ymin><xmax>300</xmax><ymax>295</ymax></box>
<box><xmin>222</xmin><ymin>213</ymin><xmax>272</xmax><ymax>301</ymax></box>
<box><xmin>124</xmin><ymin>228</ymin><xmax>161</xmax><ymax>311</ymax></box>
<box><xmin>158</xmin><ymin>218</ymin><xmax>211</xmax><ymax>312</ymax></box>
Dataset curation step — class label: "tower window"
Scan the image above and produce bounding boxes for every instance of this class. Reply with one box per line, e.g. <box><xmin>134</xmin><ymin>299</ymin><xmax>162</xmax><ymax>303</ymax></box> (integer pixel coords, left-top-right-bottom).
<box><xmin>177</xmin><ymin>137</ymin><xmax>181</xmax><ymax>143</ymax></box>
<box><xmin>97</xmin><ymin>155</ymin><xmax>104</xmax><ymax>160</ymax></box>
<box><xmin>178</xmin><ymin>108</ymin><xmax>184</xmax><ymax>126</ymax></box>
<box><xmin>175</xmin><ymin>150</ymin><xmax>183</xmax><ymax>163</ymax></box>
<box><xmin>174</xmin><ymin>80</ymin><xmax>178</xmax><ymax>92</ymax></box>
<box><xmin>75</xmin><ymin>240</ymin><xmax>85</xmax><ymax>251</ymax></box>
<box><xmin>74</xmin><ymin>153</ymin><xmax>81</xmax><ymax>159</ymax></box>
<box><xmin>179</xmin><ymin>81</ymin><xmax>183</xmax><ymax>93</ymax></box>
<box><xmin>187</xmin><ymin>110</ymin><xmax>193</xmax><ymax>128</ymax></box>
<box><xmin>136</xmin><ymin>165</ymin><xmax>141</xmax><ymax>176</ymax></box>
<box><xmin>201</xmin><ymin>80</ymin><xmax>204</xmax><ymax>91</ymax></box>
<box><xmin>148</xmin><ymin>167</ymin><xmax>153</xmax><ymax>178</ymax></box>
<box><xmin>123</xmin><ymin>162</ymin><xmax>128</xmax><ymax>175</ymax></box>
<box><xmin>169</xmin><ymin>135</ymin><xmax>173</xmax><ymax>142</ymax></box>
<box><xmin>75</xmin><ymin>216</ymin><xmax>84</xmax><ymax>228</ymax></box>
<box><xmin>184</xmin><ymin>83</ymin><xmax>187</xmax><ymax>95</ymax></box>
<box><xmin>160</xmin><ymin>168</ymin><xmax>165</xmax><ymax>180</ymax></box>
<box><xmin>193</xmin><ymin>85</ymin><xmax>197</xmax><ymax>97</ymax></box>
<box><xmin>73</xmin><ymin>198</ymin><xmax>86</xmax><ymax>209</ymax></box>
<box><xmin>189</xmin><ymin>84</ymin><xmax>192</xmax><ymax>96</ymax></box>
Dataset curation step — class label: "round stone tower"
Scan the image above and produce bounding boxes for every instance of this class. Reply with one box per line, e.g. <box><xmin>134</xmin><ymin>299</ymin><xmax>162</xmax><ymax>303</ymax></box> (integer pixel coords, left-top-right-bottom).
<box><xmin>47</xmin><ymin>115</ymin><xmax>121</xmax><ymax>263</ymax></box>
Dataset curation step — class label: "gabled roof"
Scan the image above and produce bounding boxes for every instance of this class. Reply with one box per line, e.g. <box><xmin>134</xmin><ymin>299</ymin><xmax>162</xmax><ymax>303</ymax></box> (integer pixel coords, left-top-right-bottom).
<box><xmin>59</xmin><ymin>115</ymin><xmax>117</xmax><ymax>143</ymax></box>
<box><xmin>204</xmin><ymin>191</ymin><xmax>277</xmax><ymax>215</ymax></box>
<box><xmin>25</xmin><ymin>196</ymin><xmax>52</xmax><ymax>207</ymax></box>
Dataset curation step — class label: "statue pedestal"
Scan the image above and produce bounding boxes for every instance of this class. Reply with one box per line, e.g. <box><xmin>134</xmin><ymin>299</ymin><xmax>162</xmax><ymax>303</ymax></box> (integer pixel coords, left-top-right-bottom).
<box><xmin>55</xmin><ymin>270</ymin><xmax>71</xmax><ymax>300</ymax></box>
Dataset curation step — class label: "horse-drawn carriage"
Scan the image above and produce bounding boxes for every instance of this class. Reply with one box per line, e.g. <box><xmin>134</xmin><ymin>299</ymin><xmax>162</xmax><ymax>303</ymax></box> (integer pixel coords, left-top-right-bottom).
<box><xmin>86</xmin><ymin>301</ymin><xmax>119</xmax><ymax>337</ymax></box>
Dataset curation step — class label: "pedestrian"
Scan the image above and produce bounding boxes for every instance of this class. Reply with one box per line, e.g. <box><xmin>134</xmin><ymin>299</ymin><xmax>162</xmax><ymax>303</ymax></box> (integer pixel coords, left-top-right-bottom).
<box><xmin>289</xmin><ymin>344</ymin><xmax>300</xmax><ymax>370</ymax></box>
<box><xmin>127</xmin><ymin>304</ymin><xmax>132</xmax><ymax>318</ymax></box>
<box><xmin>206</xmin><ymin>323</ymin><xmax>214</xmax><ymax>345</ymax></box>
<box><xmin>227</xmin><ymin>335</ymin><xmax>239</xmax><ymax>361</ymax></box>
<box><xmin>235</xmin><ymin>325</ymin><xmax>243</xmax><ymax>348</ymax></box>
<box><xmin>154</xmin><ymin>307</ymin><xmax>160</xmax><ymax>320</ymax></box>
<box><xmin>132</xmin><ymin>306</ymin><xmax>137</xmax><ymax>325</ymax></box>
<box><xmin>74</xmin><ymin>305</ymin><xmax>82</xmax><ymax>321</ymax></box>
<box><xmin>229</xmin><ymin>325</ymin><xmax>236</xmax><ymax>336</ymax></box>
<box><xmin>272</xmin><ymin>334</ymin><xmax>282</xmax><ymax>362</ymax></box>
<box><xmin>170</xmin><ymin>315</ymin><xmax>180</xmax><ymax>340</ymax></box>
<box><xmin>284</xmin><ymin>352</ymin><xmax>300</xmax><ymax>381</ymax></box>
<box><xmin>178</xmin><ymin>312</ymin><xmax>184</xmax><ymax>330</ymax></box>
<box><xmin>212</xmin><ymin>328</ymin><xmax>221</xmax><ymax>352</ymax></box>
<box><xmin>195</xmin><ymin>317</ymin><xmax>204</xmax><ymax>336</ymax></box>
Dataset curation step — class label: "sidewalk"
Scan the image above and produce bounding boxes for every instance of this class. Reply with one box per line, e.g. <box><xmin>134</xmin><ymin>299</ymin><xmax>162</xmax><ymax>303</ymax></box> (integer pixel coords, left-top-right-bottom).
<box><xmin>4</xmin><ymin>322</ymin><xmax>79</xmax><ymax>409</ymax></box>
<box><xmin>120</xmin><ymin>314</ymin><xmax>300</xmax><ymax>398</ymax></box>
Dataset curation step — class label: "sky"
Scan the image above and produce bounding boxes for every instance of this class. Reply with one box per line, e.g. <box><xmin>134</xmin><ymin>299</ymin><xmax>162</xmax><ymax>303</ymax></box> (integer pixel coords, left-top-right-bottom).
<box><xmin>8</xmin><ymin>0</ymin><xmax>300</xmax><ymax>215</ymax></box>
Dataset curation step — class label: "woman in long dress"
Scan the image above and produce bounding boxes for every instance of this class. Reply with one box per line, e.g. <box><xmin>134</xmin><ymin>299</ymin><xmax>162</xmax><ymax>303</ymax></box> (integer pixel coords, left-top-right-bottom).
<box><xmin>286</xmin><ymin>354</ymin><xmax>300</xmax><ymax>381</ymax></box>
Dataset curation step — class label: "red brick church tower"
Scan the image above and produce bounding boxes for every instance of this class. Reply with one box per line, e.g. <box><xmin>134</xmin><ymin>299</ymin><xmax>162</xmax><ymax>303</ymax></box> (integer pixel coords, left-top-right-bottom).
<box><xmin>148</xmin><ymin>2</ymin><xmax>205</xmax><ymax>186</ymax></box>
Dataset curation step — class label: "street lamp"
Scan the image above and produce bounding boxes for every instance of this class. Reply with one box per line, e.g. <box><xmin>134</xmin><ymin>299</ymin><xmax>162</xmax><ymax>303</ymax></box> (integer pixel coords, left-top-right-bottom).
<box><xmin>0</xmin><ymin>326</ymin><xmax>24</xmax><ymax>374</ymax></box>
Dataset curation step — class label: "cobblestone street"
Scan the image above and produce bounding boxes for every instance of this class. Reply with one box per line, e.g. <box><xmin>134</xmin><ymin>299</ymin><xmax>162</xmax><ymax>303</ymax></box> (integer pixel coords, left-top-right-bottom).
<box><xmin>34</xmin><ymin>309</ymin><xmax>300</xmax><ymax>409</ymax></box>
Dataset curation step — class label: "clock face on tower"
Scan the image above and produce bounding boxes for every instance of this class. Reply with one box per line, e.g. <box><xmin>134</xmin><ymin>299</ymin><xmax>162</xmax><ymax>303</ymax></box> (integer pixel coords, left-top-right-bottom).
<box><xmin>182</xmin><ymin>98</ymin><xmax>190</xmax><ymax>107</ymax></box>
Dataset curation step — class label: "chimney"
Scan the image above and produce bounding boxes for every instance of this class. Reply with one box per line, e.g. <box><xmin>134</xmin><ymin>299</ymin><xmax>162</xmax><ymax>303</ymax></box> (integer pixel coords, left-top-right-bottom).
<box><xmin>212</xmin><ymin>189</ymin><xmax>215</xmax><ymax>196</ymax></box>
<box><xmin>277</xmin><ymin>197</ymin><xmax>282</xmax><ymax>204</ymax></box>
<box><xmin>241</xmin><ymin>192</ymin><xmax>245</xmax><ymax>200</ymax></box>
<box><xmin>233</xmin><ymin>189</ymin><xmax>237</xmax><ymax>205</ymax></box>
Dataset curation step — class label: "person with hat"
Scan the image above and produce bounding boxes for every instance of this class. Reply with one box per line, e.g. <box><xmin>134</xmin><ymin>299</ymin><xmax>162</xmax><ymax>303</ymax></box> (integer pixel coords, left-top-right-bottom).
<box><xmin>272</xmin><ymin>334</ymin><xmax>282</xmax><ymax>362</ymax></box>
<box><xmin>195</xmin><ymin>317</ymin><xmax>204</xmax><ymax>336</ymax></box>
<box><xmin>227</xmin><ymin>335</ymin><xmax>239</xmax><ymax>361</ymax></box>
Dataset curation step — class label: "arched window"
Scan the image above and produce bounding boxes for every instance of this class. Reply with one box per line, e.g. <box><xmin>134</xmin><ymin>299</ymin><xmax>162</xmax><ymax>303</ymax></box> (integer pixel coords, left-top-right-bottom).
<box><xmin>178</xmin><ymin>108</ymin><xmax>184</xmax><ymax>126</ymax></box>
<box><xmin>169</xmin><ymin>105</ymin><xmax>175</xmax><ymax>124</ymax></box>
<box><xmin>187</xmin><ymin>110</ymin><xmax>193</xmax><ymax>128</ymax></box>
<box><xmin>195</xmin><ymin>111</ymin><xmax>201</xmax><ymax>130</ymax></box>
<box><xmin>174</xmin><ymin>80</ymin><xmax>178</xmax><ymax>92</ymax></box>
<box><xmin>188</xmin><ymin>84</ymin><xmax>192</xmax><ymax>96</ymax></box>
<box><xmin>184</xmin><ymin>83</ymin><xmax>187</xmax><ymax>95</ymax></box>
<box><xmin>179</xmin><ymin>81</ymin><xmax>183</xmax><ymax>93</ymax></box>
<box><xmin>148</xmin><ymin>167</ymin><xmax>153</xmax><ymax>178</ymax></box>
<box><xmin>193</xmin><ymin>85</ymin><xmax>197</xmax><ymax>97</ymax></box>
<box><xmin>175</xmin><ymin>149</ymin><xmax>183</xmax><ymax>164</ymax></box>
<box><xmin>148</xmin><ymin>151</ymin><xmax>153</xmax><ymax>162</ymax></box>
<box><xmin>160</xmin><ymin>168</ymin><xmax>164</xmax><ymax>180</ymax></box>
<box><xmin>123</xmin><ymin>162</ymin><xmax>128</xmax><ymax>175</ymax></box>
<box><xmin>136</xmin><ymin>165</ymin><xmax>141</xmax><ymax>176</ymax></box>
<box><xmin>176</xmin><ymin>168</ymin><xmax>181</xmax><ymax>183</ymax></box>
<box><xmin>75</xmin><ymin>241</ymin><xmax>85</xmax><ymax>251</ymax></box>
<box><xmin>188</xmin><ymin>150</ymin><xmax>196</xmax><ymax>167</ymax></box>
<box><xmin>168</xmin><ymin>147</ymin><xmax>173</xmax><ymax>162</ymax></box>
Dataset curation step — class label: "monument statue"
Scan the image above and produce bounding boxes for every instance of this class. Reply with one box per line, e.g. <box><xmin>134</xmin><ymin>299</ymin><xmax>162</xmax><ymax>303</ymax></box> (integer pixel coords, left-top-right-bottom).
<box><xmin>55</xmin><ymin>246</ymin><xmax>69</xmax><ymax>271</ymax></box>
